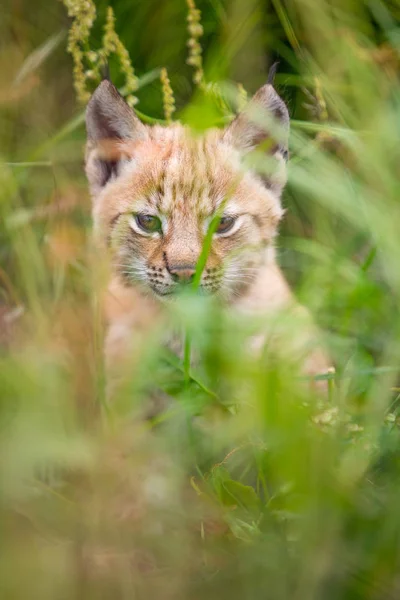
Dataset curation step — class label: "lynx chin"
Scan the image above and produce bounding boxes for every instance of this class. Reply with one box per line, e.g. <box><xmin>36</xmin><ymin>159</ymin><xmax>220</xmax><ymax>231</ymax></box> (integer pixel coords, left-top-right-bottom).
<box><xmin>85</xmin><ymin>77</ymin><xmax>330</xmax><ymax>394</ymax></box>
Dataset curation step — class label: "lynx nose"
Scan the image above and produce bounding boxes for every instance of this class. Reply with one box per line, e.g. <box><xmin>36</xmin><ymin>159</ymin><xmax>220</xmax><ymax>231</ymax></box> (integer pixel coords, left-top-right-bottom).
<box><xmin>168</xmin><ymin>264</ymin><xmax>196</xmax><ymax>284</ymax></box>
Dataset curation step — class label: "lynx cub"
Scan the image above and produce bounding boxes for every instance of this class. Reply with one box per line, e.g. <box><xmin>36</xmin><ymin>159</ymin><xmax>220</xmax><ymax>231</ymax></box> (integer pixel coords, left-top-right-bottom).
<box><xmin>85</xmin><ymin>77</ymin><xmax>329</xmax><ymax>392</ymax></box>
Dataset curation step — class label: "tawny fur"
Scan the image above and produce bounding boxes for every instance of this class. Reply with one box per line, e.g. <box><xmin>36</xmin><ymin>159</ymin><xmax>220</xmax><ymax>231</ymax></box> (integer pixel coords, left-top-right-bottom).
<box><xmin>85</xmin><ymin>80</ymin><xmax>330</xmax><ymax>396</ymax></box>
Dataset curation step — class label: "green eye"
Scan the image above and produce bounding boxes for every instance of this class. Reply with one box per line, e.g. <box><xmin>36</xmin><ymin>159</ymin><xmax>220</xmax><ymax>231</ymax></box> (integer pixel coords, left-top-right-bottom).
<box><xmin>135</xmin><ymin>214</ymin><xmax>162</xmax><ymax>233</ymax></box>
<box><xmin>216</xmin><ymin>215</ymin><xmax>236</xmax><ymax>234</ymax></box>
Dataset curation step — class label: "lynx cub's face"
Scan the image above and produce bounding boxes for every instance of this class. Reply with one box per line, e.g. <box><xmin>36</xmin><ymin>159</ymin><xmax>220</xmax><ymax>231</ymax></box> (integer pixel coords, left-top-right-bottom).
<box><xmin>85</xmin><ymin>80</ymin><xmax>289</xmax><ymax>301</ymax></box>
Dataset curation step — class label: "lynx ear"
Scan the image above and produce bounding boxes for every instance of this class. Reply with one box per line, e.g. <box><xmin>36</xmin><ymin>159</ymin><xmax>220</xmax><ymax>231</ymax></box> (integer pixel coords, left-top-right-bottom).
<box><xmin>85</xmin><ymin>80</ymin><xmax>148</xmax><ymax>197</ymax></box>
<box><xmin>223</xmin><ymin>78</ymin><xmax>289</xmax><ymax>196</ymax></box>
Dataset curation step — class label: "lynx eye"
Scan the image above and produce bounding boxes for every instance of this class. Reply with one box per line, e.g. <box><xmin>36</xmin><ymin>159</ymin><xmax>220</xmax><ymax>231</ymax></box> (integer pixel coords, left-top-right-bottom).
<box><xmin>135</xmin><ymin>214</ymin><xmax>162</xmax><ymax>234</ymax></box>
<box><xmin>216</xmin><ymin>215</ymin><xmax>236</xmax><ymax>235</ymax></box>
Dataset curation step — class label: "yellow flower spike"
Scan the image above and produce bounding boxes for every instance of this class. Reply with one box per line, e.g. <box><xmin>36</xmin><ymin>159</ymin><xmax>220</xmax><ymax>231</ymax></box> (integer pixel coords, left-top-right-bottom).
<box><xmin>160</xmin><ymin>68</ymin><xmax>176</xmax><ymax>123</ymax></box>
<box><xmin>62</xmin><ymin>1</ymin><xmax>138</xmax><ymax>106</ymax></box>
<box><xmin>62</xmin><ymin>0</ymin><xmax>96</xmax><ymax>103</ymax></box>
<box><xmin>103</xmin><ymin>6</ymin><xmax>117</xmax><ymax>55</ymax></box>
<box><xmin>102</xmin><ymin>7</ymin><xmax>139</xmax><ymax>104</ymax></box>
<box><xmin>186</xmin><ymin>0</ymin><xmax>205</xmax><ymax>88</ymax></box>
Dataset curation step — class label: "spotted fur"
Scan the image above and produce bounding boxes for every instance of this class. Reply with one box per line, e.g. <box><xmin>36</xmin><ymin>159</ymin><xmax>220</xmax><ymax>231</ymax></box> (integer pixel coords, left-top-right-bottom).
<box><xmin>85</xmin><ymin>80</ymin><xmax>330</xmax><ymax>393</ymax></box>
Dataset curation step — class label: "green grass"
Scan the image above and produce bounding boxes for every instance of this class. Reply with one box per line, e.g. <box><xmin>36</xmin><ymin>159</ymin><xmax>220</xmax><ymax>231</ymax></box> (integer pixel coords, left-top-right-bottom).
<box><xmin>1</xmin><ymin>0</ymin><xmax>400</xmax><ymax>598</ymax></box>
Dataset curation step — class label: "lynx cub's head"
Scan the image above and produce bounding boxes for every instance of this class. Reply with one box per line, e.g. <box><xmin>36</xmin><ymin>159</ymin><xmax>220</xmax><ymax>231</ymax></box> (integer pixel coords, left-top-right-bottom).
<box><xmin>85</xmin><ymin>78</ymin><xmax>289</xmax><ymax>301</ymax></box>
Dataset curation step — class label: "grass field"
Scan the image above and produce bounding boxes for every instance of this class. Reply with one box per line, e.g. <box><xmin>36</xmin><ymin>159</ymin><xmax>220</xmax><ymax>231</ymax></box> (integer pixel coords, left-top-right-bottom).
<box><xmin>1</xmin><ymin>0</ymin><xmax>400</xmax><ymax>598</ymax></box>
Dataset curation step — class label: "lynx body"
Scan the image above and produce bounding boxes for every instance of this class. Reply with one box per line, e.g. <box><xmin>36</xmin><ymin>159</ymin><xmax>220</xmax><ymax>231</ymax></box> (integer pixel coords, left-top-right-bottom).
<box><xmin>85</xmin><ymin>79</ymin><xmax>328</xmax><ymax>391</ymax></box>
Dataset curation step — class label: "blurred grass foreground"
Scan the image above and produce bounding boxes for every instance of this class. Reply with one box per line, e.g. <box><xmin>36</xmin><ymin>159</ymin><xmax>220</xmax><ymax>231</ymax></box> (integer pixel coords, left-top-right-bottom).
<box><xmin>1</xmin><ymin>0</ymin><xmax>400</xmax><ymax>598</ymax></box>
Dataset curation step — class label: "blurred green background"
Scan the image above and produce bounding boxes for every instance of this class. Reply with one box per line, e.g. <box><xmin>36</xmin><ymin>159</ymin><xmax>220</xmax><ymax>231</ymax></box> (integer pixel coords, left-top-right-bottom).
<box><xmin>1</xmin><ymin>0</ymin><xmax>400</xmax><ymax>598</ymax></box>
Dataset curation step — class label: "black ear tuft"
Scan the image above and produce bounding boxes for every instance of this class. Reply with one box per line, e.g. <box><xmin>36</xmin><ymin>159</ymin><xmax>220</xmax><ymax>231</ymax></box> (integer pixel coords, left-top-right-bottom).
<box><xmin>100</xmin><ymin>61</ymin><xmax>111</xmax><ymax>82</ymax></box>
<box><xmin>267</xmin><ymin>62</ymin><xmax>279</xmax><ymax>85</ymax></box>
